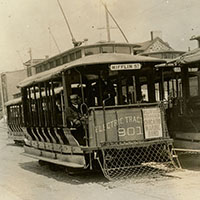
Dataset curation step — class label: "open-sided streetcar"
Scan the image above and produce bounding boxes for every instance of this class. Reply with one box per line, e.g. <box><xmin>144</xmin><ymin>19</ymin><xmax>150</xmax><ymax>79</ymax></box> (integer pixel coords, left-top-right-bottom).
<box><xmin>160</xmin><ymin>48</ymin><xmax>200</xmax><ymax>150</ymax></box>
<box><xmin>5</xmin><ymin>97</ymin><xmax>24</xmax><ymax>144</ymax></box>
<box><xmin>18</xmin><ymin>42</ymin><xmax>178</xmax><ymax>180</ymax></box>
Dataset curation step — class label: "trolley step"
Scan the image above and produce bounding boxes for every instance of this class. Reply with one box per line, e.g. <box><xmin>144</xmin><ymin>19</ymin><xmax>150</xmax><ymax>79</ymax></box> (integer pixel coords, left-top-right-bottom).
<box><xmin>22</xmin><ymin>152</ymin><xmax>85</xmax><ymax>168</ymax></box>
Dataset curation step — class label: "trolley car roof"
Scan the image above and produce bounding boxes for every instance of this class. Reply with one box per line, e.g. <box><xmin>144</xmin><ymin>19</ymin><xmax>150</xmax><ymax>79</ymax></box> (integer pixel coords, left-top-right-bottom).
<box><xmin>157</xmin><ymin>48</ymin><xmax>200</xmax><ymax>67</ymax></box>
<box><xmin>5</xmin><ymin>86</ymin><xmax>63</xmax><ymax>106</ymax></box>
<box><xmin>5</xmin><ymin>97</ymin><xmax>21</xmax><ymax>106</ymax></box>
<box><xmin>175</xmin><ymin>48</ymin><xmax>200</xmax><ymax>65</ymax></box>
<box><xmin>18</xmin><ymin>53</ymin><xmax>165</xmax><ymax>88</ymax></box>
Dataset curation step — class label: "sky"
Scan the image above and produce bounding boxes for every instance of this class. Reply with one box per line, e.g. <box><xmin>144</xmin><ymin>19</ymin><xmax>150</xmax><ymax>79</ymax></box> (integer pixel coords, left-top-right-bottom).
<box><xmin>0</xmin><ymin>0</ymin><xmax>200</xmax><ymax>72</ymax></box>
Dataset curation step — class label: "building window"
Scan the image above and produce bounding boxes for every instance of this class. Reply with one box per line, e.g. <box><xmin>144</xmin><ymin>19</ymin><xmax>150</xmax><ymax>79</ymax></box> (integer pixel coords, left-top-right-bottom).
<box><xmin>36</xmin><ymin>66</ymin><xmax>42</xmax><ymax>73</ymax></box>
<box><xmin>27</xmin><ymin>67</ymin><xmax>32</xmax><ymax>76</ymax></box>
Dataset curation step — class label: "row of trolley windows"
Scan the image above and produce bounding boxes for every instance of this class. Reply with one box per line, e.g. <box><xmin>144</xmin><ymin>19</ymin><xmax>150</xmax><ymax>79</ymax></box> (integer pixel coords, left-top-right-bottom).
<box><xmin>35</xmin><ymin>46</ymin><xmax>132</xmax><ymax>74</ymax></box>
<box><xmin>18</xmin><ymin>78</ymin><xmax>199</xmax><ymax>127</ymax></box>
<box><xmin>23</xmin><ymin>69</ymin><xmax>167</xmax><ymax>127</ymax></box>
<box><xmin>24</xmin><ymin>84</ymin><xmax>64</xmax><ymax>127</ymax></box>
<box><xmin>7</xmin><ymin>105</ymin><xmax>23</xmax><ymax>124</ymax></box>
<box><xmin>29</xmin><ymin>65</ymin><xmax>200</xmax><ymax>128</ymax></box>
<box><xmin>84</xmin><ymin>45</ymin><xmax>132</xmax><ymax>56</ymax></box>
<box><xmin>155</xmin><ymin>73</ymin><xmax>200</xmax><ymax>115</ymax></box>
<box><xmin>35</xmin><ymin>50</ymin><xmax>82</xmax><ymax>74</ymax></box>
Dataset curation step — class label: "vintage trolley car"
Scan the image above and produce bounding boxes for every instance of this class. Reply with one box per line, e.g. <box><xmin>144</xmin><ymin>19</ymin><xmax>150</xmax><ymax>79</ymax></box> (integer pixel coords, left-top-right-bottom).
<box><xmin>160</xmin><ymin>48</ymin><xmax>200</xmax><ymax>150</ymax></box>
<box><xmin>18</xmin><ymin>42</ymin><xmax>177</xmax><ymax>180</ymax></box>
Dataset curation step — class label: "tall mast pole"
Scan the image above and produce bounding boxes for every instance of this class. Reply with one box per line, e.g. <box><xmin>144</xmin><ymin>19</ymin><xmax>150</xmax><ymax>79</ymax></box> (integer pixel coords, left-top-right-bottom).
<box><xmin>28</xmin><ymin>48</ymin><xmax>33</xmax><ymax>67</ymax></box>
<box><xmin>105</xmin><ymin>3</ymin><xmax>111</xmax><ymax>42</ymax></box>
<box><xmin>101</xmin><ymin>0</ymin><xmax>129</xmax><ymax>43</ymax></box>
<box><xmin>28</xmin><ymin>48</ymin><xmax>33</xmax><ymax>76</ymax></box>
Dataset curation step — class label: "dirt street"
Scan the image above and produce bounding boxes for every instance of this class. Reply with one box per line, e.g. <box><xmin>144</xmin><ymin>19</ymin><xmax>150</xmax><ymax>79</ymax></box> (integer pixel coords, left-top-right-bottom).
<box><xmin>1</xmin><ymin>121</ymin><xmax>200</xmax><ymax>200</ymax></box>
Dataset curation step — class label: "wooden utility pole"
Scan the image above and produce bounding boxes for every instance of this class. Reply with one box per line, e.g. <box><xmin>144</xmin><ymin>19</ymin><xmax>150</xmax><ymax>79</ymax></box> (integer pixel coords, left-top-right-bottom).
<box><xmin>0</xmin><ymin>74</ymin><xmax>6</xmax><ymax>121</ymax></box>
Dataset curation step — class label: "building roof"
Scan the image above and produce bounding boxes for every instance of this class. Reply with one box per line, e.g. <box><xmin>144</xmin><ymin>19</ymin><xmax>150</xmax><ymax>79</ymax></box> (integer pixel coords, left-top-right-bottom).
<box><xmin>0</xmin><ymin>68</ymin><xmax>26</xmax><ymax>75</ymax></box>
<box><xmin>140</xmin><ymin>50</ymin><xmax>185</xmax><ymax>55</ymax></box>
<box><xmin>135</xmin><ymin>37</ymin><xmax>173</xmax><ymax>52</ymax></box>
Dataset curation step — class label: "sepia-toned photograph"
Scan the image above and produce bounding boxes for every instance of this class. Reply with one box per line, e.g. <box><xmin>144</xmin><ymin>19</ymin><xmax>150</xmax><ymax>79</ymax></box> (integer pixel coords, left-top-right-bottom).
<box><xmin>0</xmin><ymin>0</ymin><xmax>200</xmax><ymax>199</ymax></box>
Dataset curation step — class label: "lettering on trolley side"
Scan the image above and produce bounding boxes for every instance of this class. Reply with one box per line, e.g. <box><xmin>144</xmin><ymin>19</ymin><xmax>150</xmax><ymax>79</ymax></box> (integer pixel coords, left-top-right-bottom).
<box><xmin>95</xmin><ymin>115</ymin><xmax>143</xmax><ymax>137</ymax></box>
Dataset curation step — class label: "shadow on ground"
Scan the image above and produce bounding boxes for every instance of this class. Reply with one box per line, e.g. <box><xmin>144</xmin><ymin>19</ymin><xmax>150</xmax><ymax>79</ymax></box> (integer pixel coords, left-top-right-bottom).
<box><xmin>19</xmin><ymin>160</ymin><xmax>181</xmax><ymax>187</ymax></box>
<box><xmin>19</xmin><ymin>161</ymin><xmax>108</xmax><ymax>185</ymax></box>
<box><xmin>6</xmin><ymin>143</ymin><xmax>23</xmax><ymax>147</ymax></box>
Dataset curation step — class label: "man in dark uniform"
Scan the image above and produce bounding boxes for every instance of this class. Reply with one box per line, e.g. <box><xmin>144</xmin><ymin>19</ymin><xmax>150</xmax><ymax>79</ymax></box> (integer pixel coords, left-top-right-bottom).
<box><xmin>66</xmin><ymin>94</ymin><xmax>86</xmax><ymax>145</ymax></box>
<box><xmin>66</xmin><ymin>94</ymin><xmax>83</xmax><ymax>127</ymax></box>
<box><xmin>55</xmin><ymin>97</ymin><xmax>63</xmax><ymax>126</ymax></box>
<box><xmin>94</xmin><ymin>70</ymin><xmax>116</xmax><ymax>106</ymax></box>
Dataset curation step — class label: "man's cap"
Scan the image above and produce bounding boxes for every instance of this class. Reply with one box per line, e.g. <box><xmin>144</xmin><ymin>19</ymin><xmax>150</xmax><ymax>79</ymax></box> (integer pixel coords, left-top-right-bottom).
<box><xmin>70</xmin><ymin>94</ymin><xmax>79</xmax><ymax>100</ymax></box>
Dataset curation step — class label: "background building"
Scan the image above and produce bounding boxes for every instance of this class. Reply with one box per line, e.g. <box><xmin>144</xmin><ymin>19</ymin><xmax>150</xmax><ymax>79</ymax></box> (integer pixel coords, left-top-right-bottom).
<box><xmin>135</xmin><ymin>31</ymin><xmax>185</xmax><ymax>59</ymax></box>
<box><xmin>24</xmin><ymin>58</ymin><xmax>45</xmax><ymax>77</ymax></box>
<box><xmin>0</xmin><ymin>69</ymin><xmax>27</xmax><ymax>118</ymax></box>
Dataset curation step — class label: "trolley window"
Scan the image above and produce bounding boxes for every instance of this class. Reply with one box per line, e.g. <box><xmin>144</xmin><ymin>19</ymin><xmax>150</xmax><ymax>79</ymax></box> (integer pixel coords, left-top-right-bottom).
<box><xmin>101</xmin><ymin>45</ymin><xmax>114</xmax><ymax>53</ymax></box>
<box><xmin>115</xmin><ymin>46</ymin><xmax>131</xmax><ymax>54</ymax></box>
<box><xmin>84</xmin><ymin>47</ymin><xmax>100</xmax><ymax>56</ymax></box>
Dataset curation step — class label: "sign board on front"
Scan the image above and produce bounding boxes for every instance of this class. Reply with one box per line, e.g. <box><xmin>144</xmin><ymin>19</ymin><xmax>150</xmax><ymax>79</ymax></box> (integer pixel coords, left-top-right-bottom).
<box><xmin>110</xmin><ymin>63</ymin><xmax>141</xmax><ymax>71</ymax></box>
<box><xmin>142</xmin><ymin>108</ymin><xmax>163</xmax><ymax>139</ymax></box>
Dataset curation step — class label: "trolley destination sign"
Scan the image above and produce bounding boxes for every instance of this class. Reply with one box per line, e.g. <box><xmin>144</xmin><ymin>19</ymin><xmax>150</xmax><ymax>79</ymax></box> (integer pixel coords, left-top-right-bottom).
<box><xmin>109</xmin><ymin>63</ymin><xmax>141</xmax><ymax>71</ymax></box>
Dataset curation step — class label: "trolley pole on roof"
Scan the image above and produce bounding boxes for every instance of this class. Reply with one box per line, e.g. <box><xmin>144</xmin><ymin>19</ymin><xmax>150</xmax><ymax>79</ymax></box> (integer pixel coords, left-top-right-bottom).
<box><xmin>56</xmin><ymin>0</ymin><xmax>79</xmax><ymax>47</ymax></box>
